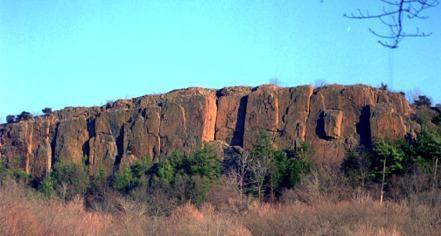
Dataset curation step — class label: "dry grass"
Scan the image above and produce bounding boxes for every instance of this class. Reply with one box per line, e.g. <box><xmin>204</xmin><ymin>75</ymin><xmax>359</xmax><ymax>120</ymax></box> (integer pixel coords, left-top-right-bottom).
<box><xmin>0</xmin><ymin>181</ymin><xmax>117</xmax><ymax>235</ymax></box>
<box><xmin>0</xmin><ymin>180</ymin><xmax>439</xmax><ymax>236</ymax></box>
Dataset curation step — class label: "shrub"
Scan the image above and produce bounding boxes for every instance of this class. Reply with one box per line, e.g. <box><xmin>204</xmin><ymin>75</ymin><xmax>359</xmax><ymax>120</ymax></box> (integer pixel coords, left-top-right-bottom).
<box><xmin>42</xmin><ymin>107</ymin><xmax>52</xmax><ymax>115</ymax></box>
<box><xmin>0</xmin><ymin>160</ymin><xmax>8</xmax><ymax>185</ymax></box>
<box><xmin>6</xmin><ymin>115</ymin><xmax>15</xmax><ymax>123</ymax></box>
<box><xmin>114</xmin><ymin>157</ymin><xmax>151</xmax><ymax>193</ymax></box>
<box><xmin>271</xmin><ymin>148</ymin><xmax>311</xmax><ymax>198</ymax></box>
<box><xmin>51</xmin><ymin>160</ymin><xmax>89</xmax><ymax>201</ymax></box>
<box><xmin>38</xmin><ymin>176</ymin><xmax>56</xmax><ymax>198</ymax></box>
<box><xmin>17</xmin><ymin>111</ymin><xmax>33</xmax><ymax>120</ymax></box>
<box><xmin>342</xmin><ymin>125</ymin><xmax>441</xmax><ymax>201</ymax></box>
<box><xmin>414</xmin><ymin>95</ymin><xmax>432</xmax><ymax>107</ymax></box>
<box><xmin>413</xmin><ymin>128</ymin><xmax>441</xmax><ymax>187</ymax></box>
<box><xmin>432</xmin><ymin>113</ymin><xmax>441</xmax><ymax>126</ymax></box>
<box><xmin>114</xmin><ymin>167</ymin><xmax>137</xmax><ymax>193</ymax></box>
<box><xmin>245</xmin><ymin>131</ymin><xmax>312</xmax><ymax>201</ymax></box>
<box><xmin>154</xmin><ymin>144</ymin><xmax>221</xmax><ymax>205</ymax></box>
<box><xmin>0</xmin><ymin>158</ymin><xmax>32</xmax><ymax>185</ymax></box>
<box><xmin>435</xmin><ymin>104</ymin><xmax>441</xmax><ymax>113</ymax></box>
<box><xmin>371</xmin><ymin>140</ymin><xmax>407</xmax><ymax>180</ymax></box>
<box><xmin>342</xmin><ymin>148</ymin><xmax>372</xmax><ymax>188</ymax></box>
<box><xmin>185</xmin><ymin>144</ymin><xmax>221</xmax><ymax>180</ymax></box>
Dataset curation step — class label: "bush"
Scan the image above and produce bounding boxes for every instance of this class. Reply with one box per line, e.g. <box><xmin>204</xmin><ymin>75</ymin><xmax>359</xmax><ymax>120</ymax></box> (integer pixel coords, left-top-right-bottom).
<box><xmin>342</xmin><ymin>125</ymin><xmax>441</xmax><ymax>201</ymax></box>
<box><xmin>414</xmin><ymin>95</ymin><xmax>432</xmax><ymax>107</ymax></box>
<box><xmin>271</xmin><ymin>148</ymin><xmax>311</xmax><ymax>198</ymax></box>
<box><xmin>17</xmin><ymin>111</ymin><xmax>33</xmax><ymax>120</ymax></box>
<box><xmin>154</xmin><ymin>144</ymin><xmax>221</xmax><ymax>205</ymax></box>
<box><xmin>112</xmin><ymin>146</ymin><xmax>221</xmax><ymax>206</ymax></box>
<box><xmin>114</xmin><ymin>167</ymin><xmax>137</xmax><ymax>193</ymax></box>
<box><xmin>0</xmin><ymin>160</ymin><xmax>8</xmax><ymax>185</ymax></box>
<box><xmin>342</xmin><ymin>147</ymin><xmax>381</xmax><ymax>192</ymax></box>
<box><xmin>42</xmin><ymin>107</ymin><xmax>52</xmax><ymax>115</ymax></box>
<box><xmin>414</xmin><ymin>128</ymin><xmax>441</xmax><ymax>163</ymax></box>
<box><xmin>6</xmin><ymin>115</ymin><xmax>15</xmax><ymax>123</ymax></box>
<box><xmin>245</xmin><ymin>131</ymin><xmax>312</xmax><ymax>201</ymax></box>
<box><xmin>114</xmin><ymin>157</ymin><xmax>151</xmax><ymax>193</ymax></box>
<box><xmin>372</xmin><ymin>140</ymin><xmax>407</xmax><ymax>179</ymax></box>
<box><xmin>51</xmin><ymin>160</ymin><xmax>89</xmax><ymax>201</ymax></box>
<box><xmin>38</xmin><ymin>176</ymin><xmax>56</xmax><ymax>198</ymax></box>
<box><xmin>432</xmin><ymin>113</ymin><xmax>441</xmax><ymax>126</ymax></box>
<box><xmin>0</xmin><ymin>158</ymin><xmax>32</xmax><ymax>185</ymax></box>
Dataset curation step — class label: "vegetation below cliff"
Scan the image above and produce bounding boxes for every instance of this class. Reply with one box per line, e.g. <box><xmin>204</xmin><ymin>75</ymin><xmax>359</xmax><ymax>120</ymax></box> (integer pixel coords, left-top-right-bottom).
<box><xmin>0</xmin><ymin>165</ymin><xmax>440</xmax><ymax>235</ymax></box>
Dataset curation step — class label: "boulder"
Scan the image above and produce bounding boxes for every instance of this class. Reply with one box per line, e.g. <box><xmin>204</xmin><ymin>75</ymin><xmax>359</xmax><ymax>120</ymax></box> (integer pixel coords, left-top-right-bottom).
<box><xmin>323</xmin><ymin>110</ymin><xmax>343</xmax><ymax>139</ymax></box>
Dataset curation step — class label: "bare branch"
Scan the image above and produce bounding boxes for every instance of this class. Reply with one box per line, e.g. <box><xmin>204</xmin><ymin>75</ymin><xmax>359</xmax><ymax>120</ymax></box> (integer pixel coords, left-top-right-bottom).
<box><xmin>344</xmin><ymin>0</ymin><xmax>439</xmax><ymax>48</ymax></box>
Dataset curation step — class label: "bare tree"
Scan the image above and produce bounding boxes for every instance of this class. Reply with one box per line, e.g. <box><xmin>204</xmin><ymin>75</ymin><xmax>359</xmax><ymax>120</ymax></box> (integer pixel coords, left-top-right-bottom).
<box><xmin>314</xmin><ymin>79</ymin><xmax>328</xmax><ymax>88</ymax></box>
<box><xmin>406</xmin><ymin>88</ymin><xmax>422</xmax><ymax>103</ymax></box>
<box><xmin>380</xmin><ymin>157</ymin><xmax>387</xmax><ymax>204</ymax></box>
<box><xmin>433</xmin><ymin>157</ymin><xmax>439</xmax><ymax>190</ymax></box>
<box><xmin>229</xmin><ymin>152</ymin><xmax>251</xmax><ymax>201</ymax></box>
<box><xmin>238</xmin><ymin>152</ymin><xmax>250</xmax><ymax>199</ymax></box>
<box><xmin>269</xmin><ymin>77</ymin><xmax>281</xmax><ymax>86</ymax></box>
<box><xmin>248</xmin><ymin>151</ymin><xmax>272</xmax><ymax>202</ymax></box>
<box><xmin>344</xmin><ymin>0</ymin><xmax>439</xmax><ymax>48</ymax></box>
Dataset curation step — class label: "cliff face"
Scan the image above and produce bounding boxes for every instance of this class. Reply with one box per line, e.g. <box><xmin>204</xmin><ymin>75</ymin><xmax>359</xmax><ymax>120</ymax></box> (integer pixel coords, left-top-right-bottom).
<box><xmin>0</xmin><ymin>84</ymin><xmax>418</xmax><ymax>177</ymax></box>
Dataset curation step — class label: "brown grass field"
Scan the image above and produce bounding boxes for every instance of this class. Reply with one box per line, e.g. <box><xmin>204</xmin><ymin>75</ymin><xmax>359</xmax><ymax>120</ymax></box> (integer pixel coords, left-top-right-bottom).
<box><xmin>1</xmin><ymin>179</ymin><xmax>440</xmax><ymax>236</ymax></box>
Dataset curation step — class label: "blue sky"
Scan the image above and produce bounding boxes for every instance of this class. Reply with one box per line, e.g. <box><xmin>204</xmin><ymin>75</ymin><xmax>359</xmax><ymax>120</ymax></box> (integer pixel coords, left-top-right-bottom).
<box><xmin>0</xmin><ymin>1</ymin><xmax>440</xmax><ymax>122</ymax></box>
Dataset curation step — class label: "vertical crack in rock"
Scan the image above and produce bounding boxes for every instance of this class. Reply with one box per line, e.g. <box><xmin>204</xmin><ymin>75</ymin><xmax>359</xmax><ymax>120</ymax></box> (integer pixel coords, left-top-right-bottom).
<box><xmin>243</xmin><ymin>85</ymin><xmax>279</xmax><ymax>149</ymax></box>
<box><xmin>316</xmin><ymin>111</ymin><xmax>327</xmax><ymax>140</ymax></box>
<box><xmin>233</xmin><ymin>95</ymin><xmax>248</xmax><ymax>147</ymax></box>
<box><xmin>157</xmin><ymin>103</ymin><xmax>162</xmax><ymax>158</ymax></box>
<box><xmin>214</xmin><ymin>87</ymin><xmax>252</xmax><ymax>147</ymax></box>
<box><xmin>305</xmin><ymin>87</ymin><xmax>315</xmax><ymax>142</ymax></box>
<box><xmin>81</xmin><ymin>120</ymin><xmax>91</xmax><ymax>164</ymax></box>
<box><xmin>25</xmin><ymin>122</ymin><xmax>32</xmax><ymax>174</ymax></box>
<box><xmin>273</xmin><ymin>88</ymin><xmax>280</xmax><ymax>142</ymax></box>
<box><xmin>113</xmin><ymin>126</ymin><xmax>125</xmax><ymax>172</ymax></box>
<box><xmin>356</xmin><ymin>105</ymin><xmax>372</xmax><ymax>148</ymax></box>
<box><xmin>0</xmin><ymin>126</ymin><xmax>3</xmax><ymax>159</ymax></box>
<box><xmin>304</xmin><ymin>86</ymin><xmax>314</xmax><ymax>142</ymax></box>
<box><xmin>214</xmin><ymin>90</ymin><xmax>221</xmax><ymax>140</ymax></box>
<box><xmin>45</xmin><ymin>117</ymin><xmax>54</xmax><ymax>174</ymax></box>
<box><xmin>50</xmin><ymin>122</ymin><xmax>60</xmax><ymax>167</ymax></box>
<box><xmin>83</xmin><ymin>117</ymin><xmax>96</xmax><ymax>165</ymax></box>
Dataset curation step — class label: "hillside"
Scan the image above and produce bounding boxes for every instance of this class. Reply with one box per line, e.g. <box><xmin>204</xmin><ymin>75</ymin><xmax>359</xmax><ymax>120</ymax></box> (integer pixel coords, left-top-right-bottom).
<box><xmin>0</xmin><ymin>84</ymin><xmax>419</xmax><ymax>178</ymax></box>
<box><xmin>1</xmin><ymin>84</ymin><xmax>441</xmax><ymax>235</ymax></box>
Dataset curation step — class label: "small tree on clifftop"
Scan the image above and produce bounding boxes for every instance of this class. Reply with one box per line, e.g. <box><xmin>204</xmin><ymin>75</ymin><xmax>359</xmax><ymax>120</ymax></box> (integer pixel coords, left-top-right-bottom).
<box><xmin>42</xmin><ymin>107</ymin><xmax>53</xmax><ymax>115</ymax></box>
<box><xmin>6</xmin><ymin>115</ymin><xmax>16</xmax><ymax>123</ymax></box>
<box><xmin>17</xmin><ymin>111</ymin><xmax>33</xmax><ymax>120</ymax></box>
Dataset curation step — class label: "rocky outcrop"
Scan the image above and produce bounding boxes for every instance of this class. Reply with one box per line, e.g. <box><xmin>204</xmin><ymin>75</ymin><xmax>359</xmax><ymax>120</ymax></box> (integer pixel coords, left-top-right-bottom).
<box><xmin>322</xmin><ymin>110</ymin><xmax>343</xmax><ymax>139</ymax></box>
<box><xmin>0</xmin><ymin>84</ymin><xmax>418</xmax><ymax>177</ymax></box>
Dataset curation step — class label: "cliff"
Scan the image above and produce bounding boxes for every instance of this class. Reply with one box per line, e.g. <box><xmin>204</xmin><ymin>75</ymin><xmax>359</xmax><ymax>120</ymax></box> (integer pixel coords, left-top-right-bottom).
<box><xmin>0</xmin><ymin>84</ymin><xmax>419</xmax><ymax>178</ymax></box>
